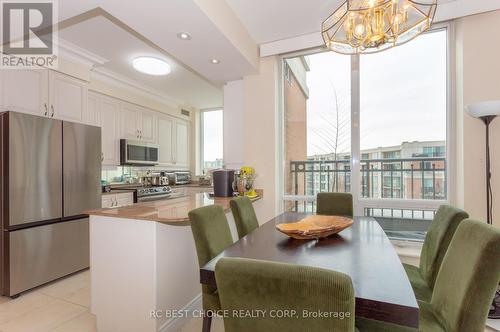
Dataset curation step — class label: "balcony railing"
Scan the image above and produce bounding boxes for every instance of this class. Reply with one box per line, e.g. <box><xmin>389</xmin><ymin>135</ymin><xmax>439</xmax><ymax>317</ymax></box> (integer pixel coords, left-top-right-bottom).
<box><xmin>288</xmin><ymin>157</ymin><xmax>446</xmax><ymax>212</ymax></box>
<box><xmin>287</xmin><ymin>157</ymin><xmax>446</xmax><ymax>240</ymax></box>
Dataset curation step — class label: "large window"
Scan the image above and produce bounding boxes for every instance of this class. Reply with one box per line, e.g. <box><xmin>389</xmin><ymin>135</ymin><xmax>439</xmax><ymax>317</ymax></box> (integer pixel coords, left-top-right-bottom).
<box><xmin>201</xmin><ymin>109</ymin><xmax>223</xmax><ymax>172</ymax></box>
<box><xmin>282</xmin><ymin>27</ymin><xmax>449</xmax><ymax>241</ymax></box>
<box><xmin>283</xmin><ymin>53</ymin><xmax>351</xmax><ymax>212</ymax></box>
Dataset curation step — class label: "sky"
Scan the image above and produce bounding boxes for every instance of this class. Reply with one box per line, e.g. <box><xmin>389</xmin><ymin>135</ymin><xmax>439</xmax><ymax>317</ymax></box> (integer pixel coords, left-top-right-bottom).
<box><xmin>305</xmin><ymin>29</ymin><xmax>447</xmax><ymax>156</ymax></box>
<box><xmin>203</xmin><ymin>109</ymin><xmax>223</xmax><ymax>162</ymax></box>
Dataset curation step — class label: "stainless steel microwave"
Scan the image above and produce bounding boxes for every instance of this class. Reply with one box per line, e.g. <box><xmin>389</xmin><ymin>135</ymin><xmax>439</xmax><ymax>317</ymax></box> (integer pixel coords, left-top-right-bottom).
<box><xmin>120</xmin><ymin>139</ymin><xmax>159</xmax><ymax>166</ymax></box>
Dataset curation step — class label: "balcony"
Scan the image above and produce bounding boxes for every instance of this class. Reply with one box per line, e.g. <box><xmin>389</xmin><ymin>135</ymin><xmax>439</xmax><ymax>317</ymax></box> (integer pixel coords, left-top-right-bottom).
<box><xmin>287</xmin><ymin>157</ymin><xmax>447</xmax><ymax>240</ymax></box>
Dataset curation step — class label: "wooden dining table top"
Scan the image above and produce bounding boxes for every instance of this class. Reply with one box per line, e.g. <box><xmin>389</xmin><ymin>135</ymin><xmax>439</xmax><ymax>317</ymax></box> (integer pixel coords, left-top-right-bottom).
<box><xmin>200</xmin><ymin>212</ymin><xmax>419</xmax><ymax>328</ymax></box>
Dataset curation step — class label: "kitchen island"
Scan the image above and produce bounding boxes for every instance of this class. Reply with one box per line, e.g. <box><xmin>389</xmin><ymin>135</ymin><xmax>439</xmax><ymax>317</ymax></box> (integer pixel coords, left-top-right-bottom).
<box><xmin>87</xmin><ymin>191</ymin><xmax>262</xmax><ymax>332</ymax></box>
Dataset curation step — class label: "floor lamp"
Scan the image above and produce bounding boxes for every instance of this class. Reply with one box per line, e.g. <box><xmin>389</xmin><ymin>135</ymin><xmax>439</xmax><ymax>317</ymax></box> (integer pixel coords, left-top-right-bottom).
<box><xmin>465</xmin><ymin>100</ymin><xmax>500</xmax><ymax>319</ymax></box>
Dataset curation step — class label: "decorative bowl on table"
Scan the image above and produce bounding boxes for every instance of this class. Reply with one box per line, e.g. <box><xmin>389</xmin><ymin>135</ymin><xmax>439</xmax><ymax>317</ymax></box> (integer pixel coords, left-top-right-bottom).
<box><xmin>276</xmin><ymin>215</ymin><xmax>354</xmax><ymax>239</ymax></box>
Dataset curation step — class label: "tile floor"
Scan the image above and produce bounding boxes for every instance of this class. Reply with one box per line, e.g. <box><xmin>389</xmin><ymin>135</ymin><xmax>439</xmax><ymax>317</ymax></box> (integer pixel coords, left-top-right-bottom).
<box><xmin>0</xmin><ymin>270</ymin><xmax>496</xmax><ymax>332</ymax></box>
<box><xmin>0</xmin><ymin>270</ymin><xmax>94</xmax><ymax>332</ymax></box>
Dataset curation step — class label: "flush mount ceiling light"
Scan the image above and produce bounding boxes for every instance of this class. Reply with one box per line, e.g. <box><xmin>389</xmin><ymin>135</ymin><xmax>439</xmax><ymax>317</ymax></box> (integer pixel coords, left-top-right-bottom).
<box><xmin>210</xmin><ymin>58</ymin><xmax>220</xmax><ymax>64</ymax></box>
<box><xmin>322</xmin><ymin>0</ymin><xmax>437</xmax><ymax>55</ymax></box>
<box><xmin>132</xmin><ymin>57</ymin><xmax>171</xmax><ymax>76</ymax></box>
<box><xmin>177</xmin><ymin>32</ymin><xmax>191</xmax><ymax>40</ymax></box>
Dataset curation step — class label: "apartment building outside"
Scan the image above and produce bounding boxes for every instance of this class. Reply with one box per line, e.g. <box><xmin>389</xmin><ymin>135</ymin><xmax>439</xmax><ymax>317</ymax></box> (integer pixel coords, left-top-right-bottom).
<box><xmin>300</xmin><ymin>140</ymin><xmax>446</xmax><ymax>200</ymax></box>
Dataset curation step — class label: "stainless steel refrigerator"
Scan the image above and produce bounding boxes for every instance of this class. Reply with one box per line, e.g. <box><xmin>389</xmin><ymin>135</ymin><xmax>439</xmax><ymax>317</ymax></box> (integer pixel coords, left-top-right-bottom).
<box><xmin>0</xmin><ymin>111</ymin><xmax>101</xmax><ymax>297</ymax></box>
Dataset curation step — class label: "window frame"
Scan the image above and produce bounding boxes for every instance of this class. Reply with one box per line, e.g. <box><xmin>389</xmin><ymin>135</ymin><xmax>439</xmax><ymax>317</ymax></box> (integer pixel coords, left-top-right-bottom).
<box><xmin>279</xmin><ymin>22</ymin><xmax>455</xmax><ymax>229</ymax></box>
<box><xmin>199</xmin><ymin>108</ymin><xmax>224</xmax><ymax>173</ymax></box>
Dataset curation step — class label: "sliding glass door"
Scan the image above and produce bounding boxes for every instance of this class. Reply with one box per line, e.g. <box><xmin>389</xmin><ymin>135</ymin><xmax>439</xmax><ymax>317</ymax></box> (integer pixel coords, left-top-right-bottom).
<box><xmin>281</xmin><ymin>27</ymin><xmax>450</xmax><ymax>241</ymax></box>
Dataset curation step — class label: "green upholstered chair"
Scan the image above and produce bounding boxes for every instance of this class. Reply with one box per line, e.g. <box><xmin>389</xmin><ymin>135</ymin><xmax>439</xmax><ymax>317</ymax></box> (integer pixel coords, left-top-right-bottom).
<box><xmin>215</xmin><ymin>257</ymin><xmax>358</xmax><ymax>332</ymax></box>
<box><xmin>230</xmin><ymin>196</ymin><xmax>259</xmax><ymax>239</ymax></box>
<box><xmin>316</xmin><ymin>192</ymin><xmax>353</xmax><ymax>217</ymax></box>
<box><xmin>188</xmin><ymin>205</ymin><xmax>233</xmax><ymax>332</ymax></box>
<box><xmin>403</xmin><ymin>205</ymin><xmax>468</xmax><ymax>302</ymax></box>
<box><xmin>356</xmin><ymin>219</ymin><xmax>500</xmax><ymax>332</ymax></box>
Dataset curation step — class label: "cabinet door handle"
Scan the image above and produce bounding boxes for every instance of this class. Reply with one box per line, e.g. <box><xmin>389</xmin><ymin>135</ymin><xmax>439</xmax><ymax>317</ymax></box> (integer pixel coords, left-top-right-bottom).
<box><xmin>50</xmin><ymin>105</ymin><xmax>54</xmax><ymax>117</ymax></box>
<box><xmin>101</xmin><ymin>152</ymin><xmax>104</xmax><ymax>162</ymax></box>
<box><xmin>44</xmin><ymin>103</ymin><xmax>48</xmax><ymax>116</ymax></box>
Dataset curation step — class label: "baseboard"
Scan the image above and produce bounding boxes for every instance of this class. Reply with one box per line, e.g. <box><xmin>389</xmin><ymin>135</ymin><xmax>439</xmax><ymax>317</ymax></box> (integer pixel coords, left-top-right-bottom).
<box><xmin>159</xmin><ymin>293</ymin><xmax>202</xmax><ymax>332</ymax></box>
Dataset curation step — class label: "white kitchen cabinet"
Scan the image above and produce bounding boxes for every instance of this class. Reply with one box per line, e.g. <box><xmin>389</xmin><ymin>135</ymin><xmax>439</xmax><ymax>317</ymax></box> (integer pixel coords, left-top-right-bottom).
<box><xmin>175</xmin><ymin>120</ymin><xmax>190</xmax><ymax>168</ymax></box>
<box><xmin>139</xmin><ymin>109</ymin><xmax>157</xmax><ymax>143</ymax></box>
<box><xmin>120</xmin><ymin>104</ymin><xmax>157</xmax><ymax>143</ymax></box>
<box><xmin>86</xmin><ymin>91</ymin><xmax>100</xmax><ymax>126</ymax></box>
<box><xmin>157</xmin><ymin>116</ymin><xmax>189</xmax><ymax>168</ymax></box>
<box><xmin>0</xmin><ymin>69</ymin><xmax>88</xmax><ymax>123</ymax></box>
<box><xmin>116</xmin><ymin>193</ymin><xmax>134</xmax><ymax>207</ymax></box>
<box><xmin>158</xmin><ymin>116</ymin><xmax>174</xmax><ymax>166</ymax></box>
<box><xmin>88</xmin><ymin>91</ymin><xmax>189</xmax><ymax>168</ymax></box>
<box><xmin>102</xmin><ymin>192</ymin><xmax>134</xmax><ymax>208</ymax></box>
<box><xmin>0</xmin><ymin>69</ymin><xmax>49</xmax><ymax>116</ymax></box>
<box><xmin>119</xmin><ymin>103</ymin><xmax>140</xmax><ymax>140</ymax></box>
<box><xmin>100</xmin><ymin>96</ymin><xmax>121</xmax><ymax>166</ymax></box>
<box><xmin>49</xmin><ymin>71</ymin><xmax>87</xmax><ymax>123</ymax></box>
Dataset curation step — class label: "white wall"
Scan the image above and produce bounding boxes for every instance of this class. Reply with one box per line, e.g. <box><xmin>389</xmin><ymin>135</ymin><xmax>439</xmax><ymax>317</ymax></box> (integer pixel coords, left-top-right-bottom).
<box><xmin>222</xmin><ymin>57</ymin><xmax>280</xmax><ymax>223</ymax></box>
<box><xmin>223</xmin><ymin>80</ymin><xmax>245</xmax><ymax>169</ymax></box>
<box><xmin>455</xmin><ymin>10</ymin><xmax>500</xmax><ymax>227</ymax></box>
<box><xmin>242</xmin><ymin>57</ymin><xmax>280</xmax><ymax>223</ymax></box>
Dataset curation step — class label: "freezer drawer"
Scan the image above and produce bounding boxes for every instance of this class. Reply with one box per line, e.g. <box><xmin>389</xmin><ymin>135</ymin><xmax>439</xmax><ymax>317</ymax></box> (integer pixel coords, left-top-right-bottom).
<box><xmin>8</xmin><ymin>219</ymin><xmax>89</xmax><ymax>296</ymax></box>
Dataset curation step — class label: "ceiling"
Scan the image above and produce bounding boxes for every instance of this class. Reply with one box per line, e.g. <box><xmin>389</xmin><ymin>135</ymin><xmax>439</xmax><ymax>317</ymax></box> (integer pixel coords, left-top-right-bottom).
<box><xmin>226</xmin><ymin>0</ymin><xmax>459</xmax><ymax>44</ymax></box>
<box><xmin>58</xmin><ymin>14</ymin><xmax>223</xmax><ymax>109</ymax></box>
<box><xmin>57</xmin><ymin>0</ymin><xmax>257</xmax><ymax>85</ymax></box>
<box><xmin>51</xmin><ymin>0</ymin><xmax>494</xmax><ymax>110</ymax></box>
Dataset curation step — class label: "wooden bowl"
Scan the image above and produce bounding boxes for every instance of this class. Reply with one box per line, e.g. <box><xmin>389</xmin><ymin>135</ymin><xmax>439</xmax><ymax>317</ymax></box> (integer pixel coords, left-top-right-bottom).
<box><xmin>276</xmin><ymin>215</ymin><xmax>353</xmax><ymax>239</ymax></box>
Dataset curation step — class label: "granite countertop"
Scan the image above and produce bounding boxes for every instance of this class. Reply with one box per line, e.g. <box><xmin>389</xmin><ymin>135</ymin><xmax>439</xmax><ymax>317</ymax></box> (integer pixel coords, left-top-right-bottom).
<box><xmin>88</xmin><ymin>190</ymin><xmax>262</xmax><ymax>225</ymax></box>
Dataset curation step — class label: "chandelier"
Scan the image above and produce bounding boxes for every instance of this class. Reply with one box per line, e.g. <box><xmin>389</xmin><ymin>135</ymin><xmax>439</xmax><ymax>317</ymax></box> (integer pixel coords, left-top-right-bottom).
<box><xmin>321</xmin><ymin>0</ymin><xmax>437</xmax><ymax>54</ymax></box>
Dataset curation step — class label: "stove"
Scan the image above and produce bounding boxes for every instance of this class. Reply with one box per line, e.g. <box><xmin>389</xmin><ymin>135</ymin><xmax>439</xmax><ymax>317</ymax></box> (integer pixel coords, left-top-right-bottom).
<box><xmin>136</xmin><ymin>186</ymin><xmax>172</xmax><ymax>202</ymax></box>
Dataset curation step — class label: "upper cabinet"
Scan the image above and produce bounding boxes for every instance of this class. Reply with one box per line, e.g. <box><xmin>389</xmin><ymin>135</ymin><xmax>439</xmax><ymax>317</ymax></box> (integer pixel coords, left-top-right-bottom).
<box><xmin>119</xmin><ymin>103</ymin><xmax>140</xmax><ymax>140</ymax></box>
<box><xmin>157</xmin><ymin>116</ymin><xmax>190</xmax><ymax>169</ymax></box>
<box><xmin>0</xmin><ymin>68</ymin><xmax>191</xmax><ymax>169</ymax></box>
<box><xmin>175</xmin><ymin>120</ymin><xmax>190</xmax><ymax>168</ymax></box>
<box><xmin>99</xmin><ymin>96</ymin><xmax>120</xmax><ymax>166</ymax></box>
<box><xmin>139</xmin><ymin>109</ymin><xmax>157</xmax><ymax>143</ymax></box>
<box><xmin>119</xmin><ymin>104</ymin><xmax>157</xmax><ymax>143</ymax></box>
<box><xmin>48</xmin><ymin>71</ymin><xmax>87</xmax><ymax>123</ymax></box>
<box><xmin>87</xmin><ymin>91</ymin><xmax>101</xmax><ymax>126</ymax></box>
<box><xmin>158</xmin><ymin>116</ymin><xmax>174</xmax><ymax>166</ymax></box>
<box><xmin>0</xmin><ymin>69</ymin><xmax>49</xmax><ymax>116</ymax></box>
<box><xmin>0</xmin><ymin>69</ymin><xmax>87</xmax><ymax>123</ymax></box>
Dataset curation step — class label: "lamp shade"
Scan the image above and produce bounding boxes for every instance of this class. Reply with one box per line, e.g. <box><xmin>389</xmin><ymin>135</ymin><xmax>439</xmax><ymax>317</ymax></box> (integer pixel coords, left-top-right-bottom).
<box><xmin>465</xmin><ymin>100</ymin><xmax>500</xmax><ymax>118</ymax></box>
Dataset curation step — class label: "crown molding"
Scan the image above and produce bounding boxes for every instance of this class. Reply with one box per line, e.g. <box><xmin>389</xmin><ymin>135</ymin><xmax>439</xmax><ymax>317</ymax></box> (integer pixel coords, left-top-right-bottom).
<box><xmin>90</xmin><ymin>67</ymin><xmax>183</xmax><ymax>109</ymax></box>
<box><xmin>57</xmin><ymin>38</ymin><xmax>109</xmax><ymax>69</ymax></box>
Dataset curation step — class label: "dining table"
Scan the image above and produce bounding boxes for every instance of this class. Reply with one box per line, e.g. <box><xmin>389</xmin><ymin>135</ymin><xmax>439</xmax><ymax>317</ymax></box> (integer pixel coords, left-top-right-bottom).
<box><xmin>200</xmin><ymin>212</ymin><xmax>419</xmax><ymax>328</ymax></box>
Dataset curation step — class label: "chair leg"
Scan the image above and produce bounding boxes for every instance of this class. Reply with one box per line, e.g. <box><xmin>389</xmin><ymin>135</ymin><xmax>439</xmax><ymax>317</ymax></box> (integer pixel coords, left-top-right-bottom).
<box><xmin>202</xmin><ymin>315</ymin><xmax>212</xmax><ymax>332</ymax></box>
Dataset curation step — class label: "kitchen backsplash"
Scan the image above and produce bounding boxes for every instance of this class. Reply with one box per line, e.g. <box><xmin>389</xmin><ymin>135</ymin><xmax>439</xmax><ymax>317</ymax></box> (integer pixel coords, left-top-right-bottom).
<box><xmin>101</xmin><ymin>166</ymin><xmax>136</xmax><ymax>184</ymax></box>
<box><xmin>101</xmin><ymin>167</ymin><xmax>190</xmax><ymax>184</ymax></box>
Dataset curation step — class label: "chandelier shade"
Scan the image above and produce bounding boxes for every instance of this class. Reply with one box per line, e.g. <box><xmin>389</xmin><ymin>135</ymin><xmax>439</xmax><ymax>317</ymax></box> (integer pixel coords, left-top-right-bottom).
<box><xmin>322</xmin><ymin>0</ymin><xmax>437</xmax><ymax>55</ymax></box>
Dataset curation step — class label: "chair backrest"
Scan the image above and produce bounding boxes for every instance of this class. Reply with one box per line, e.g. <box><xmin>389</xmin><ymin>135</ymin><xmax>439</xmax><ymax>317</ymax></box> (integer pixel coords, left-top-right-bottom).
<box><xmin>431</xmin><ymin>219</ymin><xmax>500</xmax><ymax>331</ymax></box>
<box><xmin>419</xmin><ymin>205</ymin><xmax>468</xmax><ymax>288</ymax></box>
<box><xmin>215</xmin><ymin>257</ymin><xmax>356</xmax><ymax>332</ymax></box>
<box><xmin>230</xmin><ymin>196</ymin><xmax>259</xmax><ymax>239</ymax></box>
<box><xmin>188</xmin><ymin>205</ymin><xmax>233</xmax><ymax>267</ymax></box>
<box><xmin>316</xmin><ymin>192</ymin><xmax>353</xmax><ymax>217</ymax></box>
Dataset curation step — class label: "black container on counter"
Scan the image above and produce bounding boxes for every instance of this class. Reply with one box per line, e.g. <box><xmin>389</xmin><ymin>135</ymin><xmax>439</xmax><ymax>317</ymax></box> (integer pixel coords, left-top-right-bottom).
<box><xmin>212</xmin><ymin>169</ymin><xmax>235</xmax><ymax>197</ymax></box>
